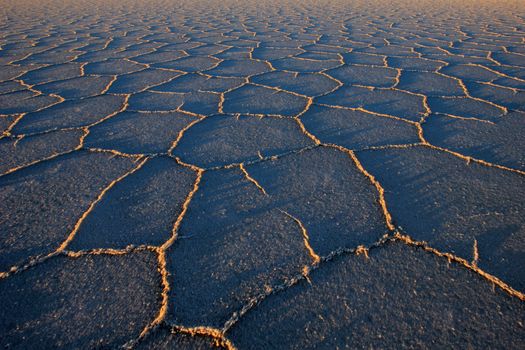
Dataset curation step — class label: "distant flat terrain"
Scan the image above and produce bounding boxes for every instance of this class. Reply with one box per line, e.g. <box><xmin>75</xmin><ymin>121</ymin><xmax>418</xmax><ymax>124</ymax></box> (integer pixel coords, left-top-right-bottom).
<box><xmin>0</xmin><ymin>0</ymin><xmax>524</xmax><ymax>348</ymax></box>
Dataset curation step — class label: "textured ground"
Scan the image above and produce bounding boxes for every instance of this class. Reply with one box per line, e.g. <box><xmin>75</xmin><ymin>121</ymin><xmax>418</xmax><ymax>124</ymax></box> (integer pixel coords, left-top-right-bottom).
<box><xmin>1</xmin><ymin>0</ymin><xmax>525</xmax><ymax>348</ymax></box>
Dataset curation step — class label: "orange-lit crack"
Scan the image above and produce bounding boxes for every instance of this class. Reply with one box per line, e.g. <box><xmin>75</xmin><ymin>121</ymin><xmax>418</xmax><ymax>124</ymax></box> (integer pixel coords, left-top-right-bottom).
<box><xmin>169</xmin><ymin>324</ymin><xmax>236</xmax><ymax>350</ymax></box>
<box><xmin>419</xmin><ymin>142</ymin><xmax>525</xmax><ymax>176</ymax></box>
<box><xmin>239</xmin><ymin>163</ymin><xmax>267</xmax><ymax>195</ymax></box>
<box><xmin>279</xmin><ymin>209</ymin><xmax>321</xmax><ymax>265</ymax></box>
<box><xmin>138</xmin><ymin>165</ymin><xmax>203</xmax><ymax>339</ymax></box>
<box><xmin>432</xmin><ymin>112</ymin><xmax>497</xmax><ymax>124</ymax></box>
<box><xmin>167</xmin><ymin>115</ymin><xmax>206</xmax><ymax>154</ymax></box>
<box><xmin>0</xmin><ymin>113</ymin><xmax>25</xmax><ymax>140</ymax></box>
<box><xmin>325</xmin><ymin>144</ymin><xmax>395</xmax><ymax>231</ymax></box>
<box><xmin>472</xmin><ymin>239</ymin><xmax>479</xmax><ymax>267</ymax></box>
<box><xmin>393</xmin><ymin>232</ymin><xmax>525</xmax><ymax>301</ymax></box>
<box><xmin>187</xmin><ymin>144</ymin><xmax>320</xmax><ymax>172</ymax></box>
<box><xmin>0</xmin><ymin>244</ymin><xmax>158</xmax><ymax>280</ymax></box>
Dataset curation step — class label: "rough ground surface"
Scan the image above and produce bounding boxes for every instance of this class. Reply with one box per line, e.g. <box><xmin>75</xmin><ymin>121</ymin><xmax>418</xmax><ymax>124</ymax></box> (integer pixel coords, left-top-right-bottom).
<box><xmin>1</xmin><ymin>0</ymin><xmax>524</xmax><ymax>349</ymax></box>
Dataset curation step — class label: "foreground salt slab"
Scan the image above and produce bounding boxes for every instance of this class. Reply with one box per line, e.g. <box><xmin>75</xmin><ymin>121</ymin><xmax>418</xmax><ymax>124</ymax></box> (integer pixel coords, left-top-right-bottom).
<box><xmin>227</xmin><ymin>242</ymin><xmax>525</xmax><ymax>349</ymax></box>
<box><xmin>167</xmin><ymin>169</ymin><xmax>312</xmax><ymax>328</ymax></box>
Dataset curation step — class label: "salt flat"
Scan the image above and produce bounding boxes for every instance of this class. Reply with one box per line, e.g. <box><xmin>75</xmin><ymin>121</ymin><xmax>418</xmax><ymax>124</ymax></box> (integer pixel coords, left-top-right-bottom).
<box><xmin>0</xmin><ymin>0</ymin><xmax>524</xmax><ymax>348</ymax></box>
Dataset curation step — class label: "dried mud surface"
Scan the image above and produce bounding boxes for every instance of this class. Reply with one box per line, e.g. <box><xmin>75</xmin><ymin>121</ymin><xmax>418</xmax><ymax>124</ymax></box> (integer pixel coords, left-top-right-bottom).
<box><xmin>1</xmin><ymin>0</ymin><xmax>524</xmax><ymax>348</ymax></box>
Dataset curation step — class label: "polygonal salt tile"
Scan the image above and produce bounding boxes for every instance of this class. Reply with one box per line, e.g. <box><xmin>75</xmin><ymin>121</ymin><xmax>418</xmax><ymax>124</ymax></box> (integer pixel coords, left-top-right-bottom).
<box><xmin>0</xmin><ymin>251</ymin><xmax>160</xmax><ymax>349</ymax></box>
<box><xmin>271</xmin><ymin>57</ymin><xmax>341</xmax><ymax>72</ymax></box>
<box><xmin>0</xmin><ymin>80</ymin><xmax>29</xmax><ymax>94</ymax></box>
<box><xmin>326</xmin><ymin>64</ymin><xmax>398</xmax><ymax>88</ymax></box>
<box><xmin>205</xmin><ymin>59</ymin><xmax>271</xmax><ymax>77</ymax></box>
<box><xmin>247</xmin><ymin>147</ymin><xmax>389</xmax><ymax>256</ymax></box>
<box><xmin>0</xmin><ymin>129</ymin><xmax>83</xmax><ymax>174</ymax></box>
<box><xmin>486</xmin><ymin>65</ymin><xmax>525</xmax><ymax>80</ymax></box>
<box><xmin>317</xmin><ymin>85</ymin><xmax>426</xmax><ymax>121</ymax></box>
<box><xmin>359</xmin><ymin>45</ymin><xmax>417</xmax><ymax>57</ymax></box>
<box><xmin>221</xmin><ymin>39</ymin><xmax>259</xmax><ymax>48</ymax></box>
<box><xmin>34</xmin><ymin>75</ymin><xmax>114</xmax><ymax>99</ymax></box>
<box><xmin>222</xmin><ymin>84</ymin><xmax>308</xmax><ymax>116</ymax></box>
<box><xmin>19</xmin><ymin>63</ymin><xmax>83</xmax><ymax>84</ymax></box>
<box><xmin>423</xmin><ymin>112</ymin><xmax>525</xmax><ymax>171</ymax></box>
<box><xmin>295</xmin><ymin>51</ymin><xmax>340</xmax><ymax>61</ymax></box>
<box><xmin>83</xmin><ymin>58</ymin><xmax>146</xmax><ymax>75</ymax></box>
<box><xmin>173</xmin><ymin>114</ymin><xmax>314</xmax><ymax>167</ymax></box>
<box><xmin>397</xmin><ymin>71</ymin><xmax>465</xmax><ymax>96</ymax></box>
<box><xmin>132</xmin><ymin>50</ymin><xmax>187</xmax><ymax>64</ymax></box>
<box><xmin>251</xmin><ymin>47</ymin><xmax>303</xmax><ymax>61</ymax></box>
<box><xmin>186</xmin><ymin>43</ymin><xmax>229</xmax><ymax>56</ymax></box>
<box><xmin>0</xmin><ymin>64</ymin><xmax>46</xmax><ymax>82</ymax></box>
<box><xmin>13</xmin><ymin>94</ymin><xmax>126</xmax><ymax>134</ymax></box>
<box><xmin>108</xmin><ymin>69</ymin><xmax>181</xmax><ymax>94</ymax></box>
<box><xmin>300</xmin><ymin>44</ymin><xmax>346</xmax><ymax>54</ymax></box>
<box><xmin>214</xmin><ymin>47</ymin><xmax>252</xmax><ymax>60</ymax></box>
<box><xmin>440</xmin><ymin>64</ymin><xmax>500</xmax><ymax>82</ymax></box>
<box><xmin>85</xmin><ymin>110</ymin><xmax>197</xmax><ymax>154</ymax></box>
<box><xmin>358</xmin><ymin>146</ymin><xmax>525</xmax><ymax>290</ymax></box>
<box><xmin>492</xmin><ymin>77</ymin><xmax>525</xmax><ymax>90</ymax></box>
<box><xmin>491</xmin><ymin>52</ymin><xmax>525</xmax><ymax>67</ymax></box>
<box><xmin>153</xmin><ymin>73</ymin><xmax>244</xmax><ymax>93</ymax></box>
<box><xmin>74</xmin><ymin>49</ymin><xmax>125</xmax><ymax>63</ymax></box>
<box><xmin>466</xmin><ymin>82</ymin><xmax>525</xmax><ymax>112</ymax></box>
<box><xmin>386</xmin><ymin>56</ymin><xmax>444</xmax><ymax>71</ymax></box>
<box><xmin>251</xmin><ymin>71</ymin><xmax>339</xmax><ymax>96</ymax></box>
<box><xmin>260</xmin><ymin>40</ymin><xmax>311</xmax><ymax>48</ymax></box>
<box><xmin>157</xmin><ymin>42</ymin><xmax>202</xmax><ymax>51</ymax></box>
<box><xmin>0</xmin><ymin>151</ymin><xmax>136</xmax><ymax>271</ymax></box>
<box><xmin>341</xmin><ymin>52</ymin><xmax>386</xmax><ymax>66</ymax></box>
<box><xmin>69</xmin><ymin>156</ymin><xmax>197</xmax><ymax>249</ymax></box>
<box><xmin>153</xmin><ymin>56</ymin><xmax>221</xmax><ymax>72</ymax></box>
<box><xmin>0</xmin><ymin>90</ymin><xmax>60</xmax><ymax>115</ymax></box>
<box><xmin>16</xmin><ymin>50</ymin><xmax>78</xmax><ymax>65</ymax></box>
<box><xmin>127</xmin><ymin>91</ymin><xmax>185</xmax><ymax>111</ymax></box>
<box><xmin>427</xmin><ymin>96</ymin><xmax>505</xmax><ymax>122</ymax></box>
<box><xmin>301</xmin><ymin>104</ymin><xmax>418</xmax><ymax>148</ymax></box>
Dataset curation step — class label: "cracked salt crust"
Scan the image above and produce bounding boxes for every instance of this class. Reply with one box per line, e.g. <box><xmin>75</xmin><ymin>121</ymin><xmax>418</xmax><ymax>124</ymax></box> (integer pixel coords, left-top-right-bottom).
<box><xmin>1</xmin><ymin>0</ymin><xmax>525</xmax><ymax>348</ymax></box>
